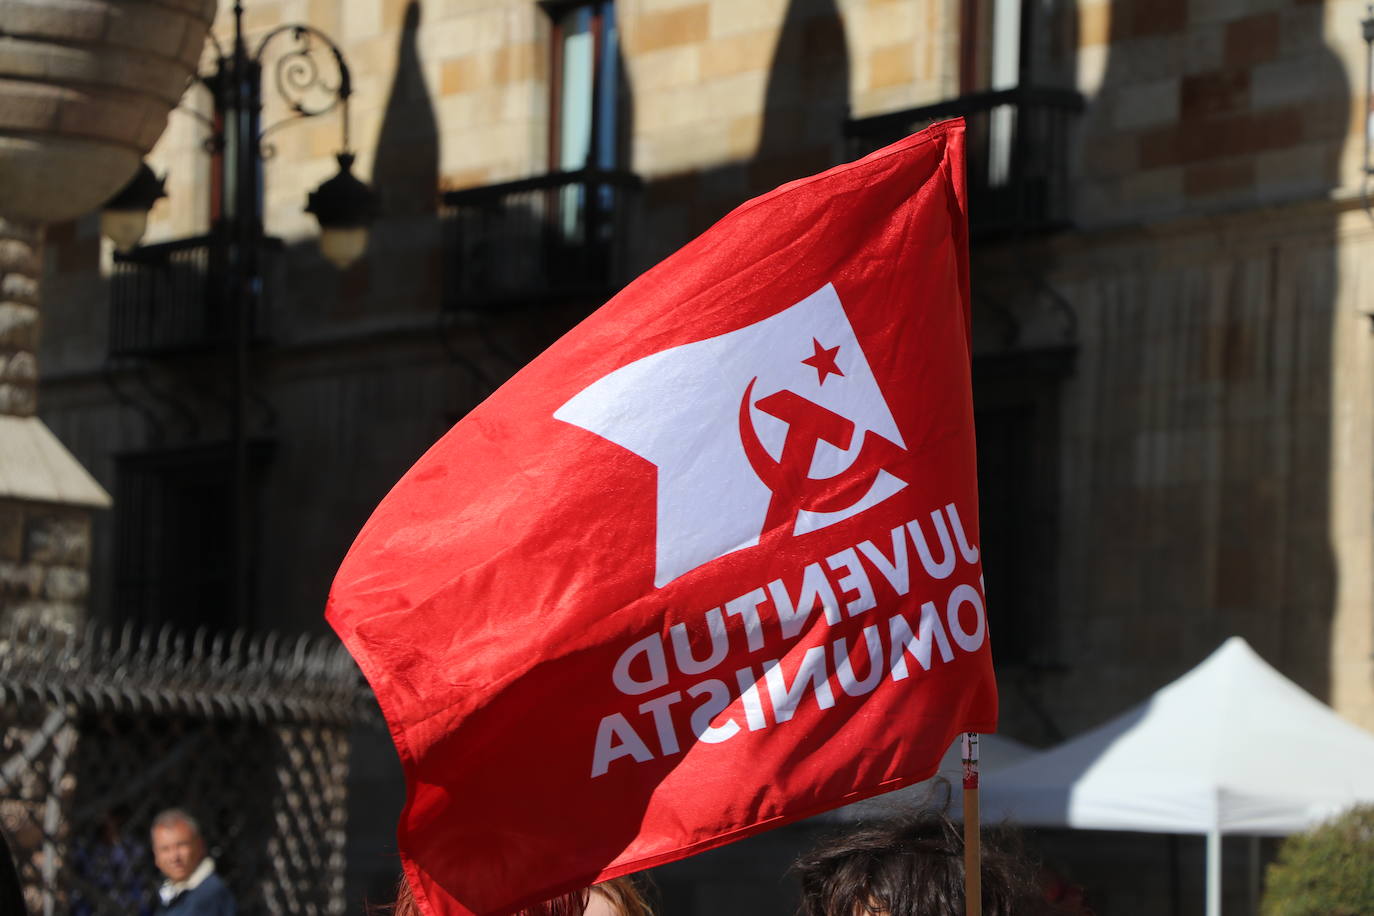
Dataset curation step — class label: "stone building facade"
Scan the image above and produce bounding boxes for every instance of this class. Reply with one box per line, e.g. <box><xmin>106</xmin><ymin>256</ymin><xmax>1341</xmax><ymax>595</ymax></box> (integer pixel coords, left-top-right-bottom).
<box><xmin>31</xmin><ymin>0</ymin><xmax>1374</xmax><ymax>911</ymax></box>
<box><xmin>1016</xmin><ymin>0</ymin><xmax>1374</xmax><ymax>737</ymax></box>
<box><xmin>1</xmin><ymin>219</ymin><xmax>109</xmax><ymax>633</ymax></box>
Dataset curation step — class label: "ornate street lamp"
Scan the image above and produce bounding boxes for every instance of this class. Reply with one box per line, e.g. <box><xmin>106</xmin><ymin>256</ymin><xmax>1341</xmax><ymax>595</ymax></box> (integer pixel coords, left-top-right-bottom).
<box><xmin>100</xmin><ymin>164</ymin><xmax>167</xmax><ymax>253</ymax></box>
<box><xmin>101</xmin><ymin>9</ymin><xmax>377</xmax><ymax>265</ymax></box>
<box><xmin>308</xmin><ymin>152</ymin><xmax>379</xmax><ymax>269</ymax></box>
<box><xmin>98</xmin><ymin>3</ymin><xmax>377</xmax><ymax>629</ymax></box>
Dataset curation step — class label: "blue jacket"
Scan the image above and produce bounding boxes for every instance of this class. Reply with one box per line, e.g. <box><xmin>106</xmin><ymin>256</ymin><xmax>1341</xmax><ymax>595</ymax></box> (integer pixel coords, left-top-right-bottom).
<box><xmin>157</xmin><ymin>871</ymin><xmax>236</xmax><ymax>916</ymax></box>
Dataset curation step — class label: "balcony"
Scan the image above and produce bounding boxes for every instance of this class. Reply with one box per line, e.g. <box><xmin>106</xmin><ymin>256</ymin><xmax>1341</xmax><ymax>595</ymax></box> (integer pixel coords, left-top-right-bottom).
<box><xmin>110</xmin><ymin>230</ymin><xmax>278</xmax><ymax>358</ymax></box>
<box><xmin>441</xmin><ymin>168</ymin><xmax>642</xmax><ymax>312</ymax></box>
<box><xmin>846</xmin><ymin>86</ymin><xmax>1085</xmax><ymax>241</ymax></box>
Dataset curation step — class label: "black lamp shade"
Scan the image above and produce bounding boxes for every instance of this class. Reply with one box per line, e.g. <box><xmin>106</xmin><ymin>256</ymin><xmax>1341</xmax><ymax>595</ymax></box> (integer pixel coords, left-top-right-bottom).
<box><xmin>104</xmin><ymin>162</ymin><xmax>166</xmax><ymax>215</ymax></box>
<box><xmin>305</xmin><ymin>153</ymin><xmax>376</xmax><ymax>229</ymax></box>
<box><xmin>100</xmin><ymin>162</ymin><xmax>166</xmax><ymax>251</ymax></box>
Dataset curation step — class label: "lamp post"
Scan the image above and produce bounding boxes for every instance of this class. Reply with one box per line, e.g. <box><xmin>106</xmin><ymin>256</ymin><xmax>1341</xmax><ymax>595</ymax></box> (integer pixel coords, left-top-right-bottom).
<box><xmin>101</xmin><ymin>2</ymin><xmax>376</xmax><ymax>630</ymax></box>
<box><xmin>103</xmin><ymin>5</ymin><xmax>376</xmax><ymax>258</ymax></box>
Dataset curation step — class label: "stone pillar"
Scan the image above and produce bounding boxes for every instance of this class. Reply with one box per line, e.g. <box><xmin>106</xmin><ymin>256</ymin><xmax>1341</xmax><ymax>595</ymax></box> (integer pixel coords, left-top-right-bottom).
<box><xmin>0</xmin><ymin>220</ymin><xmax>38</xmax><ymax>417</ymax></box>
<box><xmin>0</xmin><ymin>218</ymin><xmax>109</xmax><ymax>631</ymax></box>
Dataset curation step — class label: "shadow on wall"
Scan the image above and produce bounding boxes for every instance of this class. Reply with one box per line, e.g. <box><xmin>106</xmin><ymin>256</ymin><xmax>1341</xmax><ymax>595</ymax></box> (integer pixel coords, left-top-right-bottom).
<box><xmin>267</xmin><ymin>4</ymin><xmax>442</xmax><ymax>910</ymax></box>
<box><xmin>368</xmin><ymin>0</ymin><xmax>442</xmax><ymax>310</ymax></box>
<box><xmin>1065</xmin><ymin>0</ymin><xmax>1349</xmax><ymax>705</ymax></box>
<box><xmin>255</xmin><ymin>0</ymin><xmax>450</xmax><ymax>631</ymax></box>
<box><xmin>1015</xmin><ymin>2</ymin><xmax>1351</xmax><ymax>913</ymax></box>
<box><xmin>285</xmin><ymin>0</ymin><xmax>443</xmax><ymax>328</ymax></box>
<box><xmin>633</xmin><ymin>0</ymin><xmax>850</xmax><ymax>272</ymax></box>
<box><xmin>960</xmin><ymin>0</ymin><xmax>1082</xmax><ymax>747</ymax></box>
<box><xmin>266</xmin><ymin>0</ymin><xmax>450</xmax><ymax>622</ymax></box>
<box><xmin>752</xmin><ymin>0</ymin><xmax>850</xmax><ymax>189</ymax></box>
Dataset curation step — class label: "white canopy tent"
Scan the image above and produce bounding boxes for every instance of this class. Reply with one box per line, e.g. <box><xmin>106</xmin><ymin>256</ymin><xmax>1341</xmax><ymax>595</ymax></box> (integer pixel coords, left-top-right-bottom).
<box><xmin>977</xmin><ymin>637</ymin><xmax>1374</xmax><ymax>915</ymax></box>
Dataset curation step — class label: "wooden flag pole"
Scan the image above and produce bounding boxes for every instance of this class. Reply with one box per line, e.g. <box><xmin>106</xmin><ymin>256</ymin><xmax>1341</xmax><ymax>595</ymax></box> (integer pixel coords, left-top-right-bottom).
<box><xmin>962</xmin><ymin>732</ymin><xmax>981</xmax><ymax>916</ymax></box>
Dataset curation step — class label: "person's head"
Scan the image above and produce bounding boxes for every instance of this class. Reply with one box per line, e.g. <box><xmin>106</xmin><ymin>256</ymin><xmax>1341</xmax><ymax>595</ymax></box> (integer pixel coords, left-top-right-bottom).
<box><xmin>383</xmin><ymin>874</ymin><xmax>651</xmax><ymax>916</ymax></box>
<box><xmin>150</xmin><ymin>808</ymin><xmax>207</xmax><ymax>884</ymax></box>
<box><xmin>530</xmin><ymin>877</ymin><xmax>652</xmax><ymax>916</ymax></box>
<box><xmin>794</xmin><ymin>811</ymin><xmax>1052</xmax><ymax>916</ymax></box>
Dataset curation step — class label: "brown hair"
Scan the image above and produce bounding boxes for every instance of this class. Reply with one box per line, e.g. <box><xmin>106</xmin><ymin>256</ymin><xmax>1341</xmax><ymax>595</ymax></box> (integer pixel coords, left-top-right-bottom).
<box><xmin>793</xmin><ymin>811</ymin><xmax>1056</xmax><ymax>916</ymax></box>
<box><xmin>378</xmin><ymin>874</ymin><xmax>652</xmax><ymax>916</ymax></box>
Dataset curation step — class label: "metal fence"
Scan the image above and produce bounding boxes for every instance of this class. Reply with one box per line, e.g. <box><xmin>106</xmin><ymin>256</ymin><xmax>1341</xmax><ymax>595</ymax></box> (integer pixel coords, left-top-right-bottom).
<box><xmin>441</xmin><ymin>167</ymin><xmax>642</xmax><ymax>312</ymax></box>
<box><xmin>110</xmin><ymin>232</ymin><xmax>278</xmax><ymax>358</ymax></box>
<box><xmin>0</xmin><ymin>621</ymin><xmax>375</xmax><ymax>915</ymax></box>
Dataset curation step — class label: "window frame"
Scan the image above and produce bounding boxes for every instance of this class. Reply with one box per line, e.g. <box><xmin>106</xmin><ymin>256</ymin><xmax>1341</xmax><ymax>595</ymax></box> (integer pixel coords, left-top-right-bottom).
<box><xmin>972</xmin><ymin>346</ymin><xmax>1074</xmax><ymax>668</ymax></box>
<box><xmin>542</xmin><ymin>0</ymin><xmax>619</xmax><ymax>173</ymax></box>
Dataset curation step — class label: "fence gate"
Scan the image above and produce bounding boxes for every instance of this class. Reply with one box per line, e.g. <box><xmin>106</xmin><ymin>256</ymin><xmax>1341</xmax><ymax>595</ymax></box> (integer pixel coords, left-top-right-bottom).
<box><xmin>0</xmin><ymin>622</ymin><xmax>374</xmax><ymax>915</ymax></box>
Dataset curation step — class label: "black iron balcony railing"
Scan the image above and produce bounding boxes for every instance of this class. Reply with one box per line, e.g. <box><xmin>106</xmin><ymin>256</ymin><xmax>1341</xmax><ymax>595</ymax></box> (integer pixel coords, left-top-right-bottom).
<box><xmin>846</xmin><ymin>85</ymin><xmax>1085</xmax><ymax>240</ymax></box>
<box><xmin>110</xmin><ymin>230</ymin><xmax>278</xmax><ymax>357</ymax></box>
<box><xmin>441</xmin><ymin>167</ymin><xmax>642</xmax><ymax>311</ymax></box>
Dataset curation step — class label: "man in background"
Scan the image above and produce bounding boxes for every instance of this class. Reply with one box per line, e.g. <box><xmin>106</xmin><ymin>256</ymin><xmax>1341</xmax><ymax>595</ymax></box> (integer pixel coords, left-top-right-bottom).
<box><xmin>151</xmin><ymin>809</ymin><xmax>236</xmax><ymax>915</ymax></box>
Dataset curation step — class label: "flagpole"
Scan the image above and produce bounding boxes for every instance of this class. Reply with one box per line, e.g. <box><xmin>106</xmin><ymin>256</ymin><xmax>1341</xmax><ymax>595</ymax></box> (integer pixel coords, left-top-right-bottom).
<box><xmin>962</xmin><ymin>732</ymin><xmax>981</xmax><ymax>916</ymax></box>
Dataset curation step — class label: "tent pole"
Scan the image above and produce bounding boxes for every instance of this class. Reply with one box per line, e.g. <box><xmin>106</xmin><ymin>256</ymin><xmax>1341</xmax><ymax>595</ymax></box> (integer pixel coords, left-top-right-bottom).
<box><xmin>1207</xmin><ymin>827</ymin><xmax>1222</xmax><ymax>916</ymax></box>
<box><xmin>962</xmin><ymin>732</ymin><xmax>981</xmax><ymax>916</ymax></box>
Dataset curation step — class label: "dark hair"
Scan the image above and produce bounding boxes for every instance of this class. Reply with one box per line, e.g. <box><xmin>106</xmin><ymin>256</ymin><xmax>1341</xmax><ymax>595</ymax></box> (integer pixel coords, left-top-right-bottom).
<box><xmin>793</xmin><ymin>811</ymin><xmax>1053</xmax><ymax>916</ymax></box>
<box><xmin>0</xmin><ymin>827</ymin><xmax>23</xmax><ymax>916</ymax></box>
<box><xmin>377</xmin><ymin>874</ymin><xmax>652</xmax><ymax>916</ymax></box>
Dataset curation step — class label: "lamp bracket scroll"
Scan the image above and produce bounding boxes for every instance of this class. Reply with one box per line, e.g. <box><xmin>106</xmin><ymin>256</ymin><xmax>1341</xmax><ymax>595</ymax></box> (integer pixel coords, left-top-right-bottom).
<box><xmin>99</xmin><ymin>10</ymin><xmax>375</xmax><ymax>269</ymax></box>
<box><xmin>254</xmin><ymin>24</ymin><xmax>356</xmax><ymax>156</ymax></box>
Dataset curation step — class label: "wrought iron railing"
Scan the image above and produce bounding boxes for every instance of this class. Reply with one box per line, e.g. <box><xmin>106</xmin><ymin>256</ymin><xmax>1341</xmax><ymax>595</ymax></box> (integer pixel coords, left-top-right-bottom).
<box><xmin>440</xmin><ymin>168</ymin><xmax>642</xmax><ymax>311</ymax></box>
<box><xmin>846</xmin><ymin>86</ymin><xmax>1085</xmax><ymax>240</ymax></box>
<box><xmin>0</xmin><ymin>621</ymin><xmax>375</xmax><ymax>916</ymax></box>
<box><xmin>110</xmin><ymin>232</ymin><xmax>277</xmax><ymax>357</ymax></box>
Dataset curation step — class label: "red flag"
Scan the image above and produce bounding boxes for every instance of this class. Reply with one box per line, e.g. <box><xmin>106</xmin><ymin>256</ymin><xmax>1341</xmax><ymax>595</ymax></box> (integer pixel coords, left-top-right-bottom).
<box><xmin>328</xmin><ymin>119</ymin><xmax>996</xmax><ymax>916</ymax></box>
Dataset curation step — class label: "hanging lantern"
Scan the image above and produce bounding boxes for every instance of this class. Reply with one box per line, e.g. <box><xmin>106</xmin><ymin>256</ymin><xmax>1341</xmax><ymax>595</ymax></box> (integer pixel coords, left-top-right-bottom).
<box><xmin>100</xmin><ymin>163</ymin><xmax>167</xmax><ymax>251</ymax></box>
<box><xmin>305</xmin><ymin>153</ymin><xmax>378</xmax><ymax>269</ymax></box>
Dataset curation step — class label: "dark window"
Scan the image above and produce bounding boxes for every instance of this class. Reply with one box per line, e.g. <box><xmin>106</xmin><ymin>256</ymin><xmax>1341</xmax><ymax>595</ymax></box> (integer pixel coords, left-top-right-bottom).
<box><xmin>973</xmin><ymin>349</ymin><xmax>1070</xmax><ymax>666</ymax></box>
<box><xmin>112</xmin><ymin>443</ymin><xmax>270</xmax><ymax>632</ymax></box>
<box><xmin>544</xmin><ymin>0</ymin><xmax>627</xmax><ymax>255</ymax></box>
<box><xmin>961</xmin><ymin>0</ymin><xmax>1075</xmax><ymax>93</ymax></box>
<box><xmin>948</xmin><ymin>0</ymin><xmax>1082</xmax><ymax>240</ymax></box>
<box><xmin>960</xmin><ymin>0</ymin><xmax>1023</xmax><ymax>94</ymax></box>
